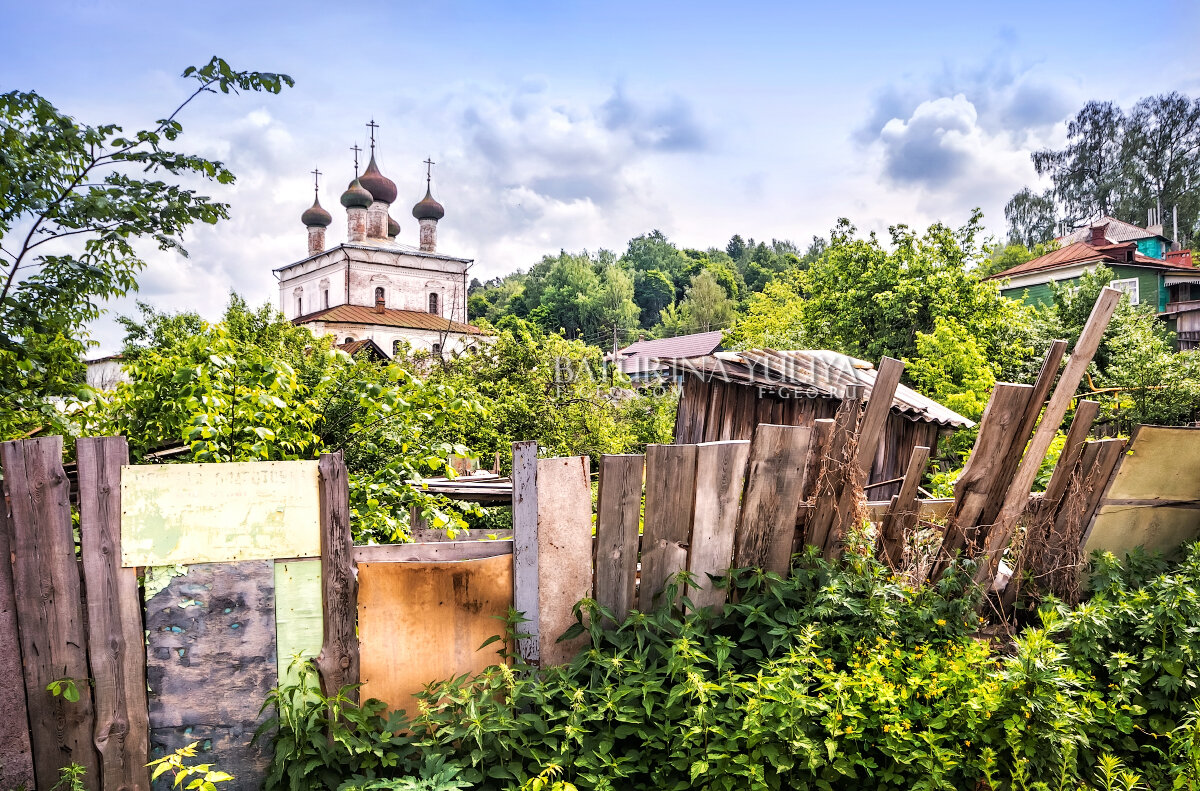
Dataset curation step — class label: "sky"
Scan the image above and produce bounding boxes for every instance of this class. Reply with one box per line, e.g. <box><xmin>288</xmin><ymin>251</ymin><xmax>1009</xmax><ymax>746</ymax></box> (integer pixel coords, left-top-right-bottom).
<box><xmin>3</xmin><ymin>0</ymin><xmax>1199</xmax><ymax>352</ymax></box>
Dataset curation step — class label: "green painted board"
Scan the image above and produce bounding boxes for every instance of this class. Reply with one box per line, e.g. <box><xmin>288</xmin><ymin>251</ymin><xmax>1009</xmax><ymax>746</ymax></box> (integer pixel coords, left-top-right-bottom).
<box><xmin>121</xmin><ymin>461</ymin><xmax>320</xmax><ymax>566</ymax></box>
<box><xmin>274</xmin><ymin>560</ymin><xmax>323</xmax><ymax>686</ymax></box>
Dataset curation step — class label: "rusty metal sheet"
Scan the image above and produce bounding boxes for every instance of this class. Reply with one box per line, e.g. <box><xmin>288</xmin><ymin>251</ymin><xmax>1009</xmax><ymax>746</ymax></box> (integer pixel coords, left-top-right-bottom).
<box><xmin>358</xmin><ymin>556</ymin><xmax>513</xmax><ymax>713</ymax></box>
<box><xmin>121</xmin><ymin>461</ymin><xmax>320</xmax><ymax>566</ymax></box>
<box><xmin>145</xmin><ymin>561</ymin><xmax>276</xmax><ymax>789</ymax></box>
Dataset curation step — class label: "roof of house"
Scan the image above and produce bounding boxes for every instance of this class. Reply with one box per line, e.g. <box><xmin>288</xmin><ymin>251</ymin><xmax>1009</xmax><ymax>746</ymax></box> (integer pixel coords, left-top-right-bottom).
<box><xmin>987</xmin><ymin>239</ymin><xmax>1197</xmax><ymax>281</ymax></box>
<box><xmin>1058</xmin><ymin>216</ymin><xmax>1170</xmax><ymax>245</ymax></box>
<box><xmin>662</xmin><ymin>349</ymin><xmax>974</xmax><ymax>428</ymax></box>
<box><xmin>607</xmin><ymin>330</ymin><xmax>725</xmax><ymax>375</ymax></box>
<box><xmin>294</xmin><ymin>304</ymin><xmax>485</xmax><ymax>335</ymax></box>
<box><xmin>337</xmin><ymin>338</ymin><xmax>390</xmax><ymax>359</ymax></box>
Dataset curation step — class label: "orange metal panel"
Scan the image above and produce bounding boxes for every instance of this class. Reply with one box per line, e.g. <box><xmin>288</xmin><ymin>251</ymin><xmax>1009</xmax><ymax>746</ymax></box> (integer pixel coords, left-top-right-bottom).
<box><xmin>357</xmin><ymin>556</ymin><xmax>513</xmax><ymax>713</ymax></box>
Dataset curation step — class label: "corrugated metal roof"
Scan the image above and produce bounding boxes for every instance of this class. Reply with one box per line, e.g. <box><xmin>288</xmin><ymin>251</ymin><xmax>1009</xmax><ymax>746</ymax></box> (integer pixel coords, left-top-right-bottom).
<box><xmin>662</xmin><ymin>349</ymin><xmax>974</xmax><ymax>428</ymax></box>
<box><xmin>607</xmin><ymin>330</ymin><xmax>724</xmax><ymax>375</ymax></box>
<box><xmin>987</xmin><ymin>240</ymin><xmax>1195</xmax><ymax>281</ymax></box>
<box><xmin>294</xmin><ymin>304</ymin><xmax>485</xmax><ymax>334</ymax></box>
<box><xmin>1058</xmin><ymin>216</ymin><xmax>1168</xmax><ymax>245</ymax></box>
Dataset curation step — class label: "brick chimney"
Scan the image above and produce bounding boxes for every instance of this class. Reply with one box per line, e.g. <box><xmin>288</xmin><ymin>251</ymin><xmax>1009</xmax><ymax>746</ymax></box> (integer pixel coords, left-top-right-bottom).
<box><xmin>1089</xmin><ymin>223</ymin><xmax>1111</xmax><ymax>245</ymax></box>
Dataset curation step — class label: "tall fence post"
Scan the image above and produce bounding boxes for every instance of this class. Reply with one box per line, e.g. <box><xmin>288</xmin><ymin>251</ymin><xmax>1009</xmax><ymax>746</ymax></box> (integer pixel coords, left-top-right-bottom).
<box><xmin>1</xmin><ymin>436</ymin><xmax>100</xmax><ymax>789</ymax></box>
<box><xmin>511</xmin><ymin>441</ymin><xmax>539</xmax><ymax>665</ymax></box>
<box><xmin>0</xmin><ymin>460</ymin><xmax>34</xmax><ymax>791</ymax></box>
<box><xmin>78</xmin><ymin>436</ymin><xmax>151</xmax><ymax>791</ymax></box>
<box><xmin>315</xmin><ymin>451</ymin><xmax>359</xmax><ymax>699</ymax></box>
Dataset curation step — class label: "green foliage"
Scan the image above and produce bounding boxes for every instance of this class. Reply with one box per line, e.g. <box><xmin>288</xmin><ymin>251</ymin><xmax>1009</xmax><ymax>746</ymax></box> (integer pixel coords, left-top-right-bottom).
<box><xmin>905</xmin><ymin>317</ymin><xmax>996</xmax><ymax>421</ymax></box>
<box><xmin>0</xmin><ymin>57</ymin><xmax>291</xmax><ymax>440</ymax></box>
<box><xmin>45</xmin><ymin>678</ymin><xmax>80</xmax><ymax>703</ymax></box>
<box><xmin>656</xmin><ymin>270</ymin><xmax>736</xmax><ymax>336</ymax></box>
<box><xmin>49</xmin><ymin>764</ymin><xmax>85</xmax><ymax>791</ymax></box>
<box><xmin>147</xmin><ymin>742</ymin><xmax>235</xmax><ymax>790</ymax></box>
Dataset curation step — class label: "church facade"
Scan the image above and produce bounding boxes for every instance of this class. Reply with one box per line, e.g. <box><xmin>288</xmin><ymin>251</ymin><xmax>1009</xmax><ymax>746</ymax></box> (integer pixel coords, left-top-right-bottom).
<box><xmin>274</xmin><ymin>136</ymin><xmax>485</xmax><ymax>357</ymax></box>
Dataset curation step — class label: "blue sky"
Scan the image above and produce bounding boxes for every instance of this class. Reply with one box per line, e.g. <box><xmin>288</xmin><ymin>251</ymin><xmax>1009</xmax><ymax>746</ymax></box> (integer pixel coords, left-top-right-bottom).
<box><xmin>3</xmin><ymin>0</ymin><xmax>1199</xmax><ymax>350</ymax></box>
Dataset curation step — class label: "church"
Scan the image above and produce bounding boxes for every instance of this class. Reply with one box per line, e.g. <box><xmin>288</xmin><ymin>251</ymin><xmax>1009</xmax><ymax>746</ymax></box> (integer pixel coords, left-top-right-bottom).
<box><xmin>274</xmin><ymin>126</ymin><xmax>485</xmax><ymax>358</ymax></box>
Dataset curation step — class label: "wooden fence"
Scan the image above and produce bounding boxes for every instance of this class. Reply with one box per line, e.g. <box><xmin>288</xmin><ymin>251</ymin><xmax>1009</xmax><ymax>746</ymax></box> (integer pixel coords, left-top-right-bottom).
<box><xmin>4</xmin><ymin>286</ymin><xmax>1195</xmax><ymax>791</ymax></box>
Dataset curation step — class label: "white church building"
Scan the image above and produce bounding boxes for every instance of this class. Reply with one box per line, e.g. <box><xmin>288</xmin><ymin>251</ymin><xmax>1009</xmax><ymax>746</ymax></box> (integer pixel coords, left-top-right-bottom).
<box><xmin>274</xmin><ymin>134</ymin><xmax>485</xmax><ymax>358</ymax></box>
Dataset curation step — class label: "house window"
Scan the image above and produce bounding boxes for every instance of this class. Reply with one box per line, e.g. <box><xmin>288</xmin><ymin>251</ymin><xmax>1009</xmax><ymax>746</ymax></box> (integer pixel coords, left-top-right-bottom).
<box><xmin>432</xmin><ymin>342</ymin><xmax>442</xmax><ymax>357</ymax></box>
<box><xmin>323</xmin><ymin>290</ymin><xmax>330</xmax><ymax>309</ymax></box>
<box><xmin>428</xmin><ymin>293</ymin><xmax>439</xmax><ymax>314</ymax></box>
<box><xmin>1109</xmin><ymin>277</ymin><xmax>1140</xmax><ymax>305</ymax></box>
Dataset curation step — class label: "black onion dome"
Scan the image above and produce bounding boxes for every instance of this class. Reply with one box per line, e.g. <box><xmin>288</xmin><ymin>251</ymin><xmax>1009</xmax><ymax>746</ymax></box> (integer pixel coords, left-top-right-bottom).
<box><xmin>358</xmin><ymin>155</ymin><xmax>398</xmax><ymax>204</ymax></box>
<box><xmin>340</xmin><ymin>178</ymin><xmax>372</xmax><ymax>209</ymax></box>
<box><xmin>412</xmin><ymin>187</ymin><xmax>445</xmax><ymax>220</ymax></box>
<box><xmin>301</xmin><ymin>196</ymin><xmax>332</xmax><ymax>227</ymax></box>
<box><xmin>387</xmin><ymin>215</ymin><xmax>400</xmax><ymax>237</ymax></box>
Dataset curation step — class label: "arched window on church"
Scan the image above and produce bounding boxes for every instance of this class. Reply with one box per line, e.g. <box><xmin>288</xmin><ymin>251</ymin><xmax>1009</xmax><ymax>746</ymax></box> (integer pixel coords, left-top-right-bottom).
<box><xmin>428</xmin><ymin>292</ymin><xmax>439</xmax><ymax>314</ymax></box>
<box><xmin>392</xmin><ymin>340</ymin><xmax>401</xmax><ymax>358</ymax></box>
<box><xmin>344</xmin><ymin>336</ymin><xmax>355</xmax><ymax>344</ymax></box>
<box><xmin>323</xmin><ymin>290</ymin><xmax>330</xmax><ymax>310</ymax></box>
<box><xmin>432</xmin><ymin>342</ymin><xmax>442</xmax><ymax>357</ymax></box>
<box><xmin>296</xmin><ymin>297</ymin><xmax>302</xmax><ymax>316</ymax></box>
<box><xmin>374</xmin><ymin>286</ymin><xmax>385</xmax><ymax>309</ymax></box>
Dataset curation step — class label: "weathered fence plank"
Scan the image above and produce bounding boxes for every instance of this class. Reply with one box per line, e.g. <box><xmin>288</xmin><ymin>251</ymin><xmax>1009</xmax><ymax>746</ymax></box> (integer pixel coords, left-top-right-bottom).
<box><xmin>1</xmin><ymin>436</ymin><xmax>100</xmax><ymax>790</ymax></box>
<box><xmin>877</xmin><ymin>445</ymin><xmax>930</xmax><ymax>569</ymax></box>
<box><xmin>640</xmin><ymin>444</ymin><xmax>699</xmax><ymax>610</ymax></box>
<box><xmin>536</xmin><ymin>456</ymin><xmax>592</xmax><ymax>665</ymax></box>
<box><xmin>145</xmin><ymin>561</ymin><xmax>275</xmax><ymax>790</ymax></box>
<box><xmin>975</xmin><ymin>287</ymin><xmax>1121</xmax><ymax>586</ymax></box>
<box><xmin>315</xmin><ymin>451</ymin><xmax>358</xmax><ymax>700</ymax></box>
<box><xmin>353</xmin><ymin>540</ymin><xmax>513</xmax><ymax>563</ymax></box>
<box><xmin>78</xmin><ymin>437</ymin><xmax>151</xmax><ymax>791</ymax></box>
<box><xmin>806</xmin><ymin>387</ymin><xmax>863</xmax><ymax>553</ymax></box>
<box><xmin>0</xmin><ymin>474</ymin><xmax>34</xmax><ymax>791</ymax></box>
<box><xmin>594</xmin><ymin>454</ymin><xmax>644</xmax><ymax>623</ymax></box>
<box><xmin>795</xmin><ymin>418</ymin><xmax>835</xmax><ymax>551</ymax></box>
<box><xmin>688</xmin><ymin>441</ymin><xmax>751</xmax><ymax>610</ymax></box>
<box><xmin>511</xmin><ymin>441</ymin><xmax>539</xmax><ymax>664</ymax></box>
<box><xmin>733</xmin><ymin>425</ymin><xmax>814</xmax><ymax>575</ymax></box>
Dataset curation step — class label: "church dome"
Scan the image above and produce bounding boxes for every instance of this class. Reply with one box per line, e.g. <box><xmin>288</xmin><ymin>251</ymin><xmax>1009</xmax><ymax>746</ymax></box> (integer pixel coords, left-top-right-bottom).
<box><xmin>340</xmin><ymin>178</ymin><xmax>373</xmax><ymax>209</ymax></box>
<box><xmin>412</xmin><ymin>187</ymin><xmax>445</xmax><ymax>221</ymax></box>
<box><xmin>359</xmin><ymin>155</ymin><xmax>398</xmax><ymax>204</ymax></box>
<box><xmin>301</xmin><ymin>197</ymin><xmax>332</xmax><ymax>228</ymax></box>
<box><xmin>387</xmin><ymin>215</ymin><xmax>400</xmax><ymax>237</ymax></box>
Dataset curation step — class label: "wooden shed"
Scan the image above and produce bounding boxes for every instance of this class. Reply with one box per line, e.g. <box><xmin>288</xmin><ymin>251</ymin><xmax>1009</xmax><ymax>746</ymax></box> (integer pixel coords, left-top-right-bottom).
<box><xmin>668</xmin><ymin>350</ymin><xmax>973</xmax><ymax>499</ymax></box>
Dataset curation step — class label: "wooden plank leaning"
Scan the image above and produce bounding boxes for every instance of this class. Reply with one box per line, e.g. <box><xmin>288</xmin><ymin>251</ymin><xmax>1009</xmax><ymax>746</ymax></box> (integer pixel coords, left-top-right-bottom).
<box><xmin>315</xmin><ymin>451</ymin><xmax>359</xmax><ymax>700</ymax></box>
<box><xmin>806</xmin><ymin>387</ymin><xmax>863</xmax><ymax>553</ymax></box>
<box><xmin>877</xmin><ymin>445</ymin><xmax>930</xmax><ymax>570</ymax></box>
<box><xmin>78</xmin><ymin>437</ymin><xmax>151</xmax><ymax>791</ymax></box>
<box><xmin>594</xmin><ymin>454</ymin><xmax>644</xmax><ymax>624</ymax></box>
<box><xmin>733</xmin><ymin>425</ymin><xmax>814</xmax><ymax>575</ymax></box>
<box><xmin>511</xmin><ymin>441</ymin><xmax>539</xmax><ymax>664</ymax></box>
<box><xmin>1</xmin><ymin>436</ymin><xmax>100</xmax><ymax>790</ymax></box>
<box><xmin>824</xmin><ymin>358</ymin><xmax>905</xmax><ymax>559</ymax></box>
<box><xmin>973</xmin><ymin>287</ymin><xmax>1122</xmax><ymax>588</ymax></box>
<box><xmin>1041</xmin><ymin>400</ymin><xmax>1101</xmax><ymax>510</ymax></box>
<box><xmin>640</xmin><ymin>444</ymin><xmax>698</xmax><ymax>610</ymax></box>
<box><xmin>688</xmin><ymin>440</ymin><xmax>751</xmax><ymax>610</ymax></box>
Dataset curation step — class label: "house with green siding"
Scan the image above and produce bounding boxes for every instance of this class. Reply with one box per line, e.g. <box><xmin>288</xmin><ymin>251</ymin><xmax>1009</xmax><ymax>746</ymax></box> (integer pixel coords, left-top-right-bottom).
<box><xmin>988</xmin><ymin>221</ymin><xmax>1200</xmax><ymax>350</ymax></box>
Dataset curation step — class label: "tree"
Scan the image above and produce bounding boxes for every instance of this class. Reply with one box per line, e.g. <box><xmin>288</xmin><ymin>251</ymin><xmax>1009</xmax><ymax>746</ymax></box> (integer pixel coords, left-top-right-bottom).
<box><xmin>724</xmin><ymin>273</ymin><xmax>807</xmax><ymax>350</ymax></box>
<box><xmin>593</xmin><ymin>265</ymin><xmax>640</xmax><ymax>354</ymax></box>
<box><xmin>620</xmin><ymin>230</ymin><xmax>691</xmax><ymax>298</ymax></box>
<box><xmin>82</xmin><ymin>296</ymin><xmax>486</xmax><ymax>541</ymax></box>
<box><xmin>1032</xmin><ymin>100</ymin><xmax>1126</xmax><ymax>227</ymax></box>
<box><xmin>1004</xmin><ymin>187</ymin><xmax>1058</xmax><ymax>247</ymax></box>
<box><xmin>783</xmin><ymin>213</ymin><xmax>1036</xmax><ymax>371</ymax></box>
<box><xmin>537</xmin><ymin>252</ymin><xmax>601</xmax><ymax>337</ymax></box>
<box><xmin>657</xmin><ymin>270</ymin><xmax>736</xmax><ymax>336</ymax></box>
<box><xmin>977</xmin><ymin>240</ymin><xmax>1060</xmax><ymax>279</ymax></box>
<box><xmin>0</xmin><ymin>57</ymin><xmax>292</xmax><ymax>439</ymax></box>
<box><xmin>633</xmin><ymin>269</ymin><xmax>675</xmax><ymax>327</ymax></box>
<box><xmin>1121</xmin><ymin>92</ymin><xmax>1200</xmax><ymax>244</ymax></box>
<box><xmin>905</xmin><ymin>317</ymin><xmax>996</xmax><ymax>421</ymax></box>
